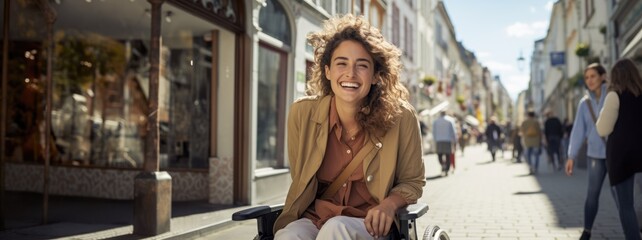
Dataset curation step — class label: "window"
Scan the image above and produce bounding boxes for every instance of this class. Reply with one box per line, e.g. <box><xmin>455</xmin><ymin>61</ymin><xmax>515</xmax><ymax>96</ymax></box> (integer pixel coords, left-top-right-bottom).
<box><xmin>585</xmin><ymin>0</ymin><xmax>595</xmax><ymax>24</ymax></box>
<box><xmin>436</xmin><ymin>22</ymin><xmax>447</xmax><ymax>50</ymax></box>
<box><xmin>5</xmin><ymin>1</ymin><xmax>218</xmax><ymax>169</ymax></box>
<box><xmin>256</xmin><ymin>45</ymin><xmax>286</xmax><ymax>169</ymax></box>
<box><xmin>404</xmin><ymin>17</ymin><xmax>413</xmax><ymax>61</ymax></box>
<box><xmin>257</xmin><ymin>0</ymin><xmax>291</xmax><ymax>169</ymax></box>
<box><xmin>392</xmin><ymin>3</ymin><xmax>400</xmax><ymax>47</ymax></box>
<box><xmin>259</xmin><ymin>0</ymin><xmax>291</xmax><ymax>46</ymax></box>
<box><xmin>159</xmin><ymin>3</ymin><xmax>220</xmax><ymax>169</ymax></box>
<box><xmin>403</xmin><ymin>17</ymin><xmax>408</xmax><ymax>56</ymax></box>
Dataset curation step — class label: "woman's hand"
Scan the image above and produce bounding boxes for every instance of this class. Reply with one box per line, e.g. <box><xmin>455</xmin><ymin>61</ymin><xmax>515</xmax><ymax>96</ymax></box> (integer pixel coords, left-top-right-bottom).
<box><xmin>364</xmin><ymin>194</ymin><xmax>406</xmax><ymax>238</ymax></box>
<box><xmin>364</xmin><ymin>200</ymin><xmax>396</xmax><ymax>238</ymax></box>
<box><xmin>565</xmin><ymin>159</ymin><xmax>574</xmax><ymax>176</ymax></box>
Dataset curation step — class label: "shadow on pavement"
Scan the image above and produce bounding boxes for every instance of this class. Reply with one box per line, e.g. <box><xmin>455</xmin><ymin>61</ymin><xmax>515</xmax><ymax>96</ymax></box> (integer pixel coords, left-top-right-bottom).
<box><xmin>514</xmin><ymin>173</ymin><xmax>532</xmax><ymax>177</ymax></box>
<box><xmin>426</xmin><ymin>175</ymin><xmax>443</xmax><ymax>180</ymax></box>
<box><xmin>513</xmin><ymin>190</ymin><xmax>544</xmax><ymax>195</ymax></box>
<box><xmin>475</xmin><ymin>160</ymin><xmax>495</xmax><ymax>165</ymax></box>
<box><xmin>3</xmin><ymin>191</ymin><xmax>234</xmax><ymax>239</ymax></box>
<box><xmin>512</xmin><ymin>154</ymin><xmax>623</xmax><ymax>237</ymax></box>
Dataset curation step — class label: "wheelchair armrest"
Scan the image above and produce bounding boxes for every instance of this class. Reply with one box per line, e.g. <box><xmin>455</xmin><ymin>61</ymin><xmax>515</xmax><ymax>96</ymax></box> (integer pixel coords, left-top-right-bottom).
<box><xmin>232</xmin><ymin>204</ymin><xmax>285</xmax><ymax>240</ymax></box>
<box><xmin>232</xmin><ymin>204</ymin><xmax>284</xmax><ymax>221</ymax></box>
<box><xmin>397</xmin><ymin>202</ymin><xmax>429</xmax><ymax>221</ymax></box>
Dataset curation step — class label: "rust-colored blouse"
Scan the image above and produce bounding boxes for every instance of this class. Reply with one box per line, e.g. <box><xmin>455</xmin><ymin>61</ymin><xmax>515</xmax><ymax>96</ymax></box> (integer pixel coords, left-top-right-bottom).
<box><xmin>302</xmin><ymin>97</ymin><xmax>378</xmax><ymax>229</ymax></box>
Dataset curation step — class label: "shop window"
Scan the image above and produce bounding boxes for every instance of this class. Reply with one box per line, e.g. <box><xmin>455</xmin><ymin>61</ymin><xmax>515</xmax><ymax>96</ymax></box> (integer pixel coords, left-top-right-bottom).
<box><xmin>259</xmin><ymin>0</ymin><xmax>290</xmax><ymax>46</ymax></box>
<box><xmin>256</xmin><ymin>45</ymin><xmax>286</xmax><ymax>169</ymax></box>
<box><xmin>257</xmin><ymin>0</ymin><xmax>291</xmax><ymax>169</ymax></box>
<box><xmin>4</xmin><ymin>0</ymin><xmax>216</xmax><ymax>169</ymax></box>
<box><xmin>159</xmin><ymin>3</ymin><xmax>218</xmax><ymax>169</ymax></box>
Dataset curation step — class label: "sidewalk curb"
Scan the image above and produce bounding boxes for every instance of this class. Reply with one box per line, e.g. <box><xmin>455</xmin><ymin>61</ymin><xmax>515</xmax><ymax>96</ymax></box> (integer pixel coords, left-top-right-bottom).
<box><xmin>164</xmin><ymin>218</ymin><xmax>238</xmax><ymax>240</ymax></box>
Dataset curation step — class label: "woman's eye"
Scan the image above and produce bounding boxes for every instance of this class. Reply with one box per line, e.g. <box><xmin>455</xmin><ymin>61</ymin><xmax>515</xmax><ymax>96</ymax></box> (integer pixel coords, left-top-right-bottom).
<box><xmin>358</xmin><ymin>64</ymin><xmax>368</xmax><ymax>68</ymax></box>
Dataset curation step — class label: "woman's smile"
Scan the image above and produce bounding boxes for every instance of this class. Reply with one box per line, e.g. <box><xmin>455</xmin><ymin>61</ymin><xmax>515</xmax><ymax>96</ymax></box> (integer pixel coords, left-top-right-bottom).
<box><xmin>325</xmin><ymin>40</ymin><xmax>375</xmax><ymax>105</ymax></box>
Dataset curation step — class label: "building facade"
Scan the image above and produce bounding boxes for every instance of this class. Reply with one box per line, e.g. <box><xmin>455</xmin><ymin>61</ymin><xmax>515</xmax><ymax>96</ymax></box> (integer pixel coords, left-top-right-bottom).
<box><xmin>0</xmin><ymin>0</ymin><xmax>394</xmax><ymax>210</ymax></box>
<box><xmin>2</xmin><ymin>0</ymin><xmax>251</xmax><ymax>204</ymax></box>
<box><xmin>2</xmin><ymin>0</ymin><xmax>518</xmax><ymax>214</ymax></box>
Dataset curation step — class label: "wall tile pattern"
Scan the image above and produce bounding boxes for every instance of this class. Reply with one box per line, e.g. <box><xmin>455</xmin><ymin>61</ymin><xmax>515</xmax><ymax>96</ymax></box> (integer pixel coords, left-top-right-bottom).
<box><xmin>209</xmin><ymin>157</ymin><xmax>233</xmax><ymax>204</ymax></box>
<box><xmin>6</xmin><ymin>163</ymin><xmax>207</xmax><ymax>201</ymax></box>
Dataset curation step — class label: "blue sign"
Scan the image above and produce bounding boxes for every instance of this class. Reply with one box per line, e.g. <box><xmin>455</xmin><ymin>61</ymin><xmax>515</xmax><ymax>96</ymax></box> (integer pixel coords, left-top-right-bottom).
<box><xmin>550</xmin><ymin>52</ymin><xmax>565</xmax><ymax>66</ymax></box>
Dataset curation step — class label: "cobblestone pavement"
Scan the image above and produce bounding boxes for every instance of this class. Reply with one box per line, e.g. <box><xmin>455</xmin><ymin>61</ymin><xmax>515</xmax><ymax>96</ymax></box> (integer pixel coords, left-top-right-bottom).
<box><xmin>417</xmin><ymin>144</ymin><xmax>622</xmax><ymax>240</ymax></box>
<box><xmin>207</xmin><ymin>144</ymin><xmax>626</xmax><ymax>240</ymax></box>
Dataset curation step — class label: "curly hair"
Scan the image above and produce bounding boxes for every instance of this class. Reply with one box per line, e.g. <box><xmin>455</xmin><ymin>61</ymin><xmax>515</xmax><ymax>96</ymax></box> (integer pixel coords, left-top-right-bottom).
<box><xmin>306</xmin><ymin>14</ymin><xmax>408</xmax><ymax>134</ymax></box>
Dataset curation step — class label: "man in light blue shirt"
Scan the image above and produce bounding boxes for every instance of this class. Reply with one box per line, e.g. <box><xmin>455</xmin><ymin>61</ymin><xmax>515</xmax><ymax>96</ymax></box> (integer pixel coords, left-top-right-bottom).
<box><xmin>432</xmin><ymin>111</ymin><xmax>457</xmax><ymax>176</ymax></box>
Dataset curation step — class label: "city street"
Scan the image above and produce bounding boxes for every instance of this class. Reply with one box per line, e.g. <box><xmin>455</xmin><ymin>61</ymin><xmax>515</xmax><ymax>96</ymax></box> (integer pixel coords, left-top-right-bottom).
<box><xmin>207</xmin><ymin>144</ymin><xmax>624</xmax><ymax>239</ymax></box>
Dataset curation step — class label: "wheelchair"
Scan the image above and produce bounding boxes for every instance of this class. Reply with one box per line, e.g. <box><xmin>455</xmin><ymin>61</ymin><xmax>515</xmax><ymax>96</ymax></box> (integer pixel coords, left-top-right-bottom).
<box><xmin>232</xmin><ymin>202</ymin><xmax>450</xmax><ymax>240</ymax></box>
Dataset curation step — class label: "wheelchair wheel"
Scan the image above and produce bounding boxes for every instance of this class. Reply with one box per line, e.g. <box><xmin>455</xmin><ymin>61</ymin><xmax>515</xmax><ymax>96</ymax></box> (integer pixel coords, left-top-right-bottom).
<box><xmin>422</xmin><ymin>225</ymin><xmax>450</xmax><ymax>240</ymax></box>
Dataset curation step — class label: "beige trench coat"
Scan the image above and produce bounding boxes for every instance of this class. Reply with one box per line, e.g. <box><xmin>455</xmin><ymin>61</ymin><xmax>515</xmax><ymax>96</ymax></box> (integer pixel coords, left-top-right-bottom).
<box><xmin>273</xmin><ymin>95</ymin><xmax>426</xmax><ymax>232</ymax></box>
<box><xmin>520</xmin><ymin>118</ymin><xmax>542</xmax><ymax>148</ymax></box>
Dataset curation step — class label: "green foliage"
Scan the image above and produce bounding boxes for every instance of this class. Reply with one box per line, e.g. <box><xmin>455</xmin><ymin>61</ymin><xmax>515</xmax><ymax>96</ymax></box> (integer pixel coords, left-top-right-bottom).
<box><xmin>456</xmin><ymin>95</ymin><xmax>465</xmax><ymax>104</ymax></box>
<box><xmin>575</xmin><ymin>43</ymin><xmax>590</xmax><ymax>57</ymax></box>
<box><xmin>422</xmin><ymin>75</ymin><xmax>436</xmax><ymax>86</ymax></box>
<box><xmin>599</xmin><ymin>25</ymin><xmax>607</xmax><ymax>35</ymax></box>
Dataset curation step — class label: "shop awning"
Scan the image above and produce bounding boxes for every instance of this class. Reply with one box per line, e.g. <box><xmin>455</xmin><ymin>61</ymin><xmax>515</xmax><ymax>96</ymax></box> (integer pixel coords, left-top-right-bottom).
<box><xmin>464</xmin><ymin>115</ymin><xmax>480</xmax><ymax>126</ymax></box>
<box><xmin>419</xmin><ymin>101</ymin><xmax>449</xmax><ymax>117</ymax></box>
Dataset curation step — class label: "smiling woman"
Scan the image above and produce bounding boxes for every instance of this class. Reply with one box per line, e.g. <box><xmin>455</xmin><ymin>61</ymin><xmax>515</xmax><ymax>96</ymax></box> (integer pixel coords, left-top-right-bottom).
<box><xmin>273</xmin><ymin>14</ymin><xmax>425</xmax><ymax>239</ymax></box>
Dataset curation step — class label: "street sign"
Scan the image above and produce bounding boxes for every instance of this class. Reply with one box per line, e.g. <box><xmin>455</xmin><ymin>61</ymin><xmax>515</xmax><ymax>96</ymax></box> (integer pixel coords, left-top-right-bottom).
<box><xmin>550</xmin><ymin>52</ymin><xmax>565</xmax><ymax>66</ymax></box>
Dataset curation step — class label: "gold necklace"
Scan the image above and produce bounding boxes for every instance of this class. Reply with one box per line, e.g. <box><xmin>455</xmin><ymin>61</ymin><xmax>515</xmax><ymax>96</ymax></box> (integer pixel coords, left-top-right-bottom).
<box><xmin>344</xmin><ymin>126</ymin><xmax>360</xmax><ymax>141</ymax></box>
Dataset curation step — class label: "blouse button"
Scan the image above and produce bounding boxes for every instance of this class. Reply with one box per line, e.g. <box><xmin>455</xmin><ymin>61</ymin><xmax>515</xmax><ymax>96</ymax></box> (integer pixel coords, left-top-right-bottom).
<box><xmin>342</xmin><ymin>183</ymin><xmax>347</xmax><ymax>187</ymax></box>
<box><xmin>375</xmin><ymin>142</ymin><xmax>382</xmax><ymax>148</ymax></box>
<box><xmin>366</xmin><ymin>175</ymin><xmax>373</xmax><ymax>182</ymax></box>
<box><xmin>346</xmin><ymin>149</ymin><xmax>351</xmax><ymax>154</ymax></box>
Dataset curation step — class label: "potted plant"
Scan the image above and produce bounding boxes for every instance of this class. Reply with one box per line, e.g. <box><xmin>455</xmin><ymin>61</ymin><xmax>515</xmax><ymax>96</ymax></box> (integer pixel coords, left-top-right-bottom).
<box><xmin>421</xmin><ymin>75</ymin><xmax>436</xmax><ymax>86</ymax></box>
<box><xmin>455</xmin><ymin>95</ymin><xmax>465</xmax><ymax>105</ymax></box>
<box><xmin>599</xmin><ymin>25</ymin><xmax>606</xmax><ymax>35</ymax></box>
<box><xmin>575</xmin><ymin>43</ymin><xmax>590</xmax><ymax>57</ymax></box>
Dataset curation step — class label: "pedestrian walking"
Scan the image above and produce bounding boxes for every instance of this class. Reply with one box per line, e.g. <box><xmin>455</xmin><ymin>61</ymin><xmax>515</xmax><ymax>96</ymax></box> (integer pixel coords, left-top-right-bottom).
<box><xmin>273</xmin><ymin>14</ymin><xmax>425</xmax><ymax>239</ymax></box>
<box><xmin>544</xmin><ymin>110</ymin><xmax>564</xmax><ymax>171</ymax></box>
<box><xmin>511</xmin><ymin>125</ymin><xmax>523</xmax><ymax>162</ymax></box>
<box><xmin>520</xmin><ymin>111</ymin><xmax>542</xmax><ymax>174</ymax></box>
<box><xmin>485</xmin><ymin>117</ymin><xmax>502</xmax><ymax>162</ymax></box>
<box><xmin>565</xmin><ymin>63</ymin><xmax>616</xmax><ymax>240</ymax></box>
<box><xmin>597</xmin><ymin>58</ymin><xmax>642</xmax><ymax>240</ymax></box>
<box><xmin>433</xmin><ymin>111</ymin><xmax>457</xmax><ymax>176</ymax></box>
<box><xmin>458</xmin><ymin>121</ymin><xmax>469</xmax><ymax>156</ymax></box>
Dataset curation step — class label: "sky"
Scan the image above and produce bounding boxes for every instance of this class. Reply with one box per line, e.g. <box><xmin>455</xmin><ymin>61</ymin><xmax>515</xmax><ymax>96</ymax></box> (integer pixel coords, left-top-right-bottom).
<box><xmin>442</xmin><ymin>0</ymin><xmax>555</xmax><ymax>100</ymax></box>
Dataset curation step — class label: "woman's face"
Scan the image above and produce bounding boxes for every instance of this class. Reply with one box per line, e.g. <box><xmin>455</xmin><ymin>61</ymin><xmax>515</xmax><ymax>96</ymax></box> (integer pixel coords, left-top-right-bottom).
<box><xmin>325</xmin><ymin>40</ymin><xmax>375</xmax><ymax>106</ymax></box>
<box><xmin>584</xmin><ymin>68</ymin><xmax>604</xmax><ymax>92</ymax></box>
